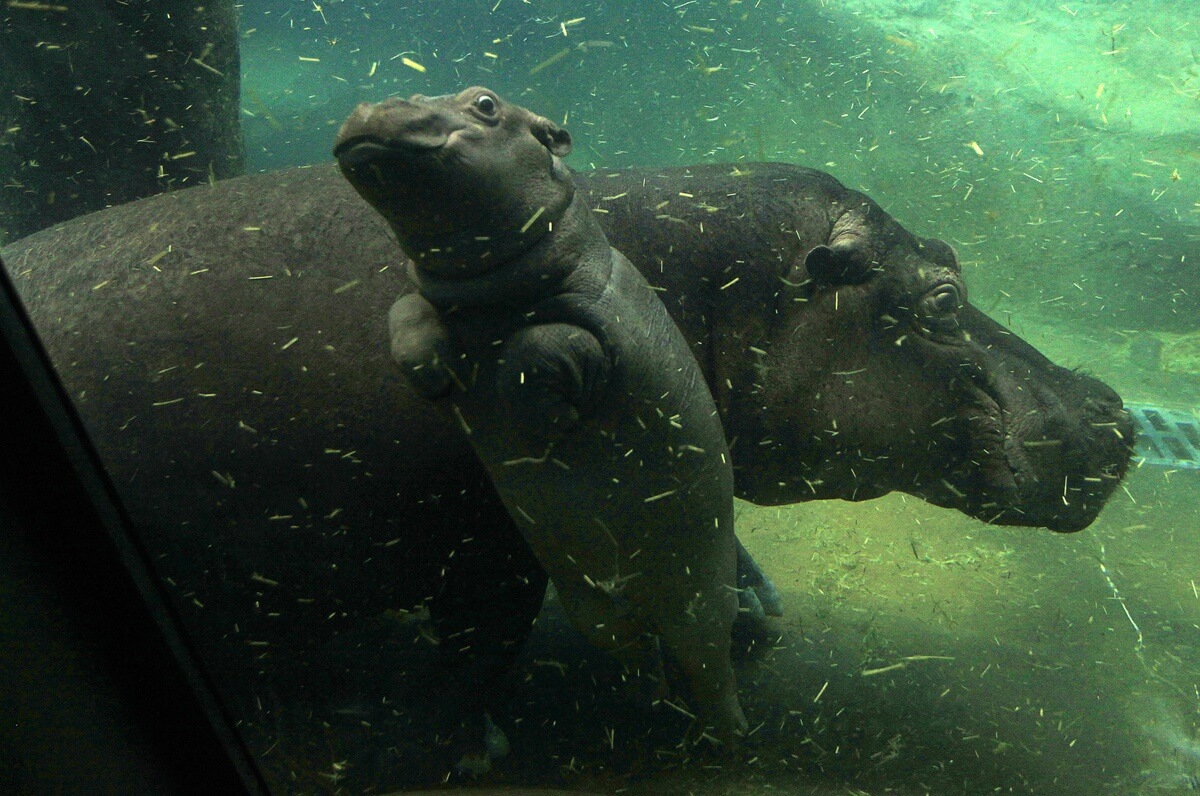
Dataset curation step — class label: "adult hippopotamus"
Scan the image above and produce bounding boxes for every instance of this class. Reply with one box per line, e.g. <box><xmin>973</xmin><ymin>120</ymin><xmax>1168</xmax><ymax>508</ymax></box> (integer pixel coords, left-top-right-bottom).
<box><xmin>0</xmin><ymin>155</ymin><xmax>1131</xmax><ymax>762</ymax></box>
<box><xmin>335</xmin><ymin>87</ymin><xmax>746</xmax><ymax>745</ymax></box>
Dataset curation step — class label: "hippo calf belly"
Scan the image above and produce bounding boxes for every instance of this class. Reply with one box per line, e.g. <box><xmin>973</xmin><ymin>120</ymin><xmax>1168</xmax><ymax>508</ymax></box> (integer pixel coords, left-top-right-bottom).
<box><xmin>422</xmin><ymin>252</ymin><xmax>745</xmax><ymax>742</ymax></box>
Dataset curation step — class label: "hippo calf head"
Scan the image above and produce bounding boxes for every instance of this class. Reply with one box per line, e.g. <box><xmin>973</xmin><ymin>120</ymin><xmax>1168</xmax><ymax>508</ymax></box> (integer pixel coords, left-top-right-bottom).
<box><xmin>723</xmin><ymin>181</ymin><xmax>1132</xmax><ymax>532</ymax></box>
<box><xmin>334</xmin><ymin>86</ymin><xmax>573</xmax><ymax>278</ymax></box>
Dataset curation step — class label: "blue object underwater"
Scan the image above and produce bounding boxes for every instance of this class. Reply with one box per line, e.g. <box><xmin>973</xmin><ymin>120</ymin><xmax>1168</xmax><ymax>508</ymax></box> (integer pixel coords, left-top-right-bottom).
<box><xmin>1128</xmin><ymin>404</ymin><xmax>1200</xmax><ymax>470</ymax></box>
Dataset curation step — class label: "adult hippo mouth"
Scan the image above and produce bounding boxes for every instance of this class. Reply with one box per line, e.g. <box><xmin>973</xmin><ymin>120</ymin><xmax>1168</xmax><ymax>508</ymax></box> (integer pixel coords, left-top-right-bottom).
<box><xmin>728</xmin><ymin>295</ymin><xmax>1131</xmax><ymax>533</ymax></box>
<box><xmin>926</xmin><ymin>305</ymin><xmax>1132</xmax><ymax>532</ymax></box>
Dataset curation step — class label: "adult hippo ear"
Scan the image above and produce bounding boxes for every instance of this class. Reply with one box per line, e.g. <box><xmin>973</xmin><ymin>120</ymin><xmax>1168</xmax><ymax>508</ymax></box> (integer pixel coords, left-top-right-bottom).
<box><xmin>530</xmin><ymin>116</ymin><xmax>572</xmax><ymax>157</ymax></box>
<box><xmin>803</xmin><ymin>237</ymin><xmax>877</xmax><ymax>285</ymax></box>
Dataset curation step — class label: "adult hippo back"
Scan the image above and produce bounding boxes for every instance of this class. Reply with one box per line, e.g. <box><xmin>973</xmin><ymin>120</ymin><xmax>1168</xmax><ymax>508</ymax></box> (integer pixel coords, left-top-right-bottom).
<box><xmin>0</xmin><ymin>162</ymin><xmax>1131</xmax><ymax>706</ymax></box>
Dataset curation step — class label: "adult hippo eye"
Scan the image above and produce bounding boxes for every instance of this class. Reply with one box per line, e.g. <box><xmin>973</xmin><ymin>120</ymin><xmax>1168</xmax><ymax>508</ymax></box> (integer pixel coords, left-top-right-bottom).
<box><xmin>475</xmin><ymin>94</ymin><xmax>498</xmax><ymax>115</ymax></box>
<box><xmin>923</xmin><ymin>283</ymin><xmax>961</xmax><ymax>317</ymax></box>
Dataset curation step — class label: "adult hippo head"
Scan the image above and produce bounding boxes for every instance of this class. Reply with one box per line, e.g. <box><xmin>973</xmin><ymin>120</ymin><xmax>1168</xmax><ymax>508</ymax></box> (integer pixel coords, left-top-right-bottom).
<box><xmin>582</xmin><ymin>165</ymin><xmax>1131</xmax><ymax>532</ymax></box>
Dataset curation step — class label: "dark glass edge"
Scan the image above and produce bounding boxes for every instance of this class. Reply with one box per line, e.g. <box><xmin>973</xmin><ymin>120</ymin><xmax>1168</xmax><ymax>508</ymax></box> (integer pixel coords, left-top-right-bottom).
<box><xmin>0</xmin><ymin>253</ymin><xmax>268</xmax><ymax>795</ymax></box>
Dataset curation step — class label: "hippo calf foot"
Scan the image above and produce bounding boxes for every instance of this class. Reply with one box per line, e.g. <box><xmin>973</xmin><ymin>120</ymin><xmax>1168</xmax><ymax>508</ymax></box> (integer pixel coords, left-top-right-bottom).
<box><xmin>737</xmin><ymin>585</ymin><xmax>765</xmax><ymax>620</ymax></box>
<box><xmin>453</xmin><ymin>713</ymin><xmax>510</xmax><ymax>777</ymax></box>
<box><xmin>736</xmin><ymin>538</ymin><xmax>783</xmax><ymax>618</ymax></box>
<box><xmin>682</xmin><ymin>697</ymin><xmax>749</xmax><ymax>754</ymax></box>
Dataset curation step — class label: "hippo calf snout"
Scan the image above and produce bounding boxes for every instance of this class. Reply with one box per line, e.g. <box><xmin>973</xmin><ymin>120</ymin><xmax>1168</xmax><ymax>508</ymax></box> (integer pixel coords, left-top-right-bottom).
<box><xmin>334</xmin><ymin>96</ymin><xmax>464</xmax><ymax>162</ymax></box>
<box><xmin>336</xmin><ymin>86</ymin><xmax>576</xmax><ymax>281</ymax></box>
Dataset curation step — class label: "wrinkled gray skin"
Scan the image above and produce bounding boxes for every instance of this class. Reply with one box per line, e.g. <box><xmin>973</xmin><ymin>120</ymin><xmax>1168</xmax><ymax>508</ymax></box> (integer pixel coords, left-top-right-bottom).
<box><xmin>0</xmin><ymin>153</ymin><xmax>1131</xmax><ymax>764</ymax></box>
<box><xmin>334</xmin><ymin>87</ymin><xmax>747</xmax><ymax>744</ymax></box>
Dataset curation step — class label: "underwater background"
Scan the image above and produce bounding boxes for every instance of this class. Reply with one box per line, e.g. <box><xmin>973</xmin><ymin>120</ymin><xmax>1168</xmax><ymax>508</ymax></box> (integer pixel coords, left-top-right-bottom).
<box><xmin>5</xmin><ymin>0</ymin><xmax>1200</xmax><ymax>793</ymax></box>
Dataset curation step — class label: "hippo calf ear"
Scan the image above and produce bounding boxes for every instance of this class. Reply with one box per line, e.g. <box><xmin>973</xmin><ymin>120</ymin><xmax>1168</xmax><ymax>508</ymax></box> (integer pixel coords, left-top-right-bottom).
<box><xmin>531</xmin><ymin>116</ymin><xmax>572</xmax><ymax>157</ymax></box>
<box><xmin>805</xmin><ymin>239</ymin><xmax>874</xmax><ymax>285</ymax></box>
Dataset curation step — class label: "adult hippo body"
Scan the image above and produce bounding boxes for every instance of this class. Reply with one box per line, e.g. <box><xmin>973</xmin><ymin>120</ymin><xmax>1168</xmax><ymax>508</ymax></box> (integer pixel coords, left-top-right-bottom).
<box><xmin>0</xmin><ymin>156</ymin><xmax>1131</xmax><ymax>758</ymax></box>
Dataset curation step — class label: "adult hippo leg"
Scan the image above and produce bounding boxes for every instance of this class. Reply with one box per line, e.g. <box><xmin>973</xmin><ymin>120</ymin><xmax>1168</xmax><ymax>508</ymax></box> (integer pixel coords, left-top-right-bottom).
<box><xmin>426</xmin><ymin>486</ymin><xmax>548</xmax><ymax>764</ymax></box>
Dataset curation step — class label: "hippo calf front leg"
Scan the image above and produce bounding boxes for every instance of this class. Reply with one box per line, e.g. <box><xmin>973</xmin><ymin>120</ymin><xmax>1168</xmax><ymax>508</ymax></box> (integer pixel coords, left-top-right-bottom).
<box><xmin>498</xmin><ymin>323</ymin><xmax>747</xmax><ymax>745</ymax></box>
<box><xmin>389</xmin><ymin>292</ymin><xmax>457</xmax><ymax>399</ymax></box>
<box><xmin>495</xmin><ymin>323</ymin><xmax>609</xmax><ymax>438</ymax></box>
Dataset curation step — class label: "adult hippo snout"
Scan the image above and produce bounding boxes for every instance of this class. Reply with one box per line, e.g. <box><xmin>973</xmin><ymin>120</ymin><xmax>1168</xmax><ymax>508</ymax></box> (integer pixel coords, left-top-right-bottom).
<box><xmin>940</xmin><ymin>305</ymin><xmax>1133</xmax><ymax>532</ymax></box>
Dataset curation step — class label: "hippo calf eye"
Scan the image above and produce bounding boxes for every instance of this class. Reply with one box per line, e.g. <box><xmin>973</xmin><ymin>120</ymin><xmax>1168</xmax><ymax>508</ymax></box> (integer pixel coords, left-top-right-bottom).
<box><xmin>924</xmin><ymin>284</ymin><xmax>961</xmax><ymax>317</ymax></box>
<box><xmin>475</xmin><ymin>94</ymin><xmax>498</xmax><ymax>115</ymax></box>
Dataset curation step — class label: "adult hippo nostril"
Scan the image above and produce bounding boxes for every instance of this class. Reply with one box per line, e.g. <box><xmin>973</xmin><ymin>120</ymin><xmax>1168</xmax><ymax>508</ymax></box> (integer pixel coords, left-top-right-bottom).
<box><xmin>926</xmin><ymin>284</ymin><xmax>961</xmax><ymax>316</ymax></box>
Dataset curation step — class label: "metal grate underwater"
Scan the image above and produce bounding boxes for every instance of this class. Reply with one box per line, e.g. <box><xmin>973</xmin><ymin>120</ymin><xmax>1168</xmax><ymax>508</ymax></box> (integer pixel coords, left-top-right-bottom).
<box><xmin>1128</xmin><ymin>403</ymin><xmax>1200</xmax><ymax>470</ymax></box>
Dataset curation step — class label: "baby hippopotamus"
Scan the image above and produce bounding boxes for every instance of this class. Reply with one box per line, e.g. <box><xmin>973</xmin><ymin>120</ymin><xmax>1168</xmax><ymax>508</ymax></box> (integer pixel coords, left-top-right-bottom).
<box><xmin>334</xmin><ymin>87</ymin><xmax>746</xmax><ymax>745</ymax></box>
